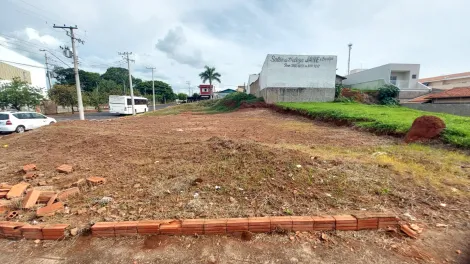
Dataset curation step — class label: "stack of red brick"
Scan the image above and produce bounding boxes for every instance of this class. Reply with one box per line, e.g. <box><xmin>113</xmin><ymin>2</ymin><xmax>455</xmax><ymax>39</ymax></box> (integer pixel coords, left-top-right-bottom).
<box><xmin>91</xmin><ymin>213</ymin><xmax>399</xmax><ymax>237</ymax></box>
<box><xmin>0</xmin><ymin>222</ymin><xmax>69</xmax><ymax>240</ymax></box>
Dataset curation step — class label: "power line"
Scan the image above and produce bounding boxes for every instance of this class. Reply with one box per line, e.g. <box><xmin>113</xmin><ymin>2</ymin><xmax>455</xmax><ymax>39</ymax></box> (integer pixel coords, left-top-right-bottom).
<box><xmin>0</xmin><ymin>59</ymin><xmax>46</xmax><ymax>69</ymax></box>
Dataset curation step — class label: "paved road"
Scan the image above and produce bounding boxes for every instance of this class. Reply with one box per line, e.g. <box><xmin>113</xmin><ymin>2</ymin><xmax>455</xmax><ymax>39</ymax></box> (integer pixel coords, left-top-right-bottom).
<box><xmin>52</xmin><ymin>104</ymin><xmax>172</xmax><ymax>121</ymax></box>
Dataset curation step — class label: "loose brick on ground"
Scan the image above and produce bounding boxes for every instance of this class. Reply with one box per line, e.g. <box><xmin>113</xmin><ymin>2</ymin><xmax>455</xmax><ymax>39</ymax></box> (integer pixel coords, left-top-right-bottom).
<box><xmin>57</xmin><ymin>187</ymin><xmax>80</xmax><ymax>201</ymax></box>
<box><xmin>24</xmin><ymin>172</ymin><xmax>38</xmax><ymax>180</ymax></box>
<box><xmin>56</xmin><ymin>164</ymin><xmax>73</xmax><ymax>173</ymax></box>
<box><xmin>1</xmin><ymin>222</ymin><xmax>26</xmax><ymax>238</ymax></box>
<box><xmin>21</xmin><ymin>224</ymin><xmax>44</xmax><ymax>240</ymax></box>
<box><xmin>86</xmin><ymin>176</ymin><xmax>106</xmax><ymax>185</ymax></box>
<box><xmin>22</xmin><ymin>189</ymin><xmax>41</xmax><ymax>209</ymax></box>
<box><xmin>38</xmin><ymin>191</ymin><xmax>56</xmax><ymax>203</ymax></box>
<box><xmin>22</xmin><ymin>164</ymin><xmax>37</xmax><ymax>173</ymax></box>
<box><xmin>47</xmin><ymin>193</ymin><xmax>58</xmax><ymax>206</ymax></box>
<box><xmin>36</xmin><ymin>202</ymin><xmax>64</xmax><ymax>217</ymax></box>
<box><xmin>0</xmin><ymin>191</ymin><xmax>7</xmax><ymax>199</ymax></box>
<box><xmin>6</xmin><ymin>182</ymin><xmax>30</xmax><ymax>199</ymax></box>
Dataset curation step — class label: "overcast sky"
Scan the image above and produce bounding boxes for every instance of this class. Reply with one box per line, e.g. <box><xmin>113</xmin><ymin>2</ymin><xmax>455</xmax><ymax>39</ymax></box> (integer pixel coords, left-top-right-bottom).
<box><xmin>0</xmin><ymin>0</ymin><xmax>468</xmax><ymax>93</ymax></box>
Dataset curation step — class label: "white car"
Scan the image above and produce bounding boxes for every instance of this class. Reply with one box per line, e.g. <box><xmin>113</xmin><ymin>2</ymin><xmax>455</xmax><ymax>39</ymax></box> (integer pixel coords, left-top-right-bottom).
<box><xmin>0</xmin><ymin>111</ymin><xmax>57</xmax><ymax>133</ymax></box>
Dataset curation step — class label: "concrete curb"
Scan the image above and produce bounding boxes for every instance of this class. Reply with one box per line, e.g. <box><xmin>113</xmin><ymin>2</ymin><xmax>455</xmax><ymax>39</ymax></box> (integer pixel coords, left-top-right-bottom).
<box><xmin>0</xmin><ymin>213</ymin><xmax>399</xmax><ymax>240</ymax></box>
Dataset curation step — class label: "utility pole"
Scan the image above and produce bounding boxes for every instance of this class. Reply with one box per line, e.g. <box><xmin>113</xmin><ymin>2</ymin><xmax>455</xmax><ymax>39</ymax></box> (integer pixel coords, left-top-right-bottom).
<box><xmin>186</xmin><ymin>81</ymin><xmax>191</xmax><ymax>97</ymax></box>
<box><xmin>146</xmin><ymin>67</ymin><xmax>156</xmax><ymax>111</ymax></box>
<box><xmin>347</xmin><ymin>43</ymin><xmax>353</xmax><ymax>75</ymax></box>
<box><xmin>53</xmin><ymin>24</ymin><xmax>85</xmax><ymax>120</ymax></box>
<box><xmin>39</xmin><ymin>49</ymin><xmax>52</xmax><ymax>90</ymax></box>
<box><xmin>119</xmin><ymin>52</ymin><xmax>135</xmax><ymax>115</ymax></box>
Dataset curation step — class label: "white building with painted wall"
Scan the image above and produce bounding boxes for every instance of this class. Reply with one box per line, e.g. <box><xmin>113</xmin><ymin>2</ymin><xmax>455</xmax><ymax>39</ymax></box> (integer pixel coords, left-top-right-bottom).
<box><xmin>0</xmin><ymin>46</ymin><xmax>47</xmax><ymax>94</ymax></box>
<box><xmin>343</xmin><ymin>63</ymin><xmax>430</xmax><ymax>99</ymax></box>
<box><xmin>257</xmin><ymin>54</ymin><xmax>337</xmax><ymax>103</ymax></box>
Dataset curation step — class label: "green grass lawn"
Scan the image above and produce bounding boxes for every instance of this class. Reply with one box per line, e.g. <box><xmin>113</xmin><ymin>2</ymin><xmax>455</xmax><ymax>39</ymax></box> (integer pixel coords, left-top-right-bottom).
<box><xmin>277</xmin><ymin>102</ymin><xmax>470</xmax><ymax>148</ymax></box>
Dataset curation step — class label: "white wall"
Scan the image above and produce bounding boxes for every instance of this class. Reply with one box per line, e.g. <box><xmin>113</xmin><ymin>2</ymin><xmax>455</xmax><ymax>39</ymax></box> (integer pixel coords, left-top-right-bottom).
<box><xmin>344</xmin><ymin>63</ymin><xmax>422</xmax><ymax>90</ymax></box>
<box><xmin>259</xmin><ymin>54</ymin><xmax>337</xmax><ymax>90</ymax></box>
<box><xmin>247</xmin><ymin>74</ymin><xmax>259</xmax><ymax>94</ymax></box>
<box><xmin>0</xmin><ymin>46</ymin><xmax>47</xmax><ymax>94</ymax></box>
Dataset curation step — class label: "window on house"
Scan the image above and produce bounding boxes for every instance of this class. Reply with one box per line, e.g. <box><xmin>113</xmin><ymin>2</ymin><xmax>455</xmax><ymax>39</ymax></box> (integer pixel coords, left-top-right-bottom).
<box><xmin>412</xmin><ymin>74</ymin><xmax>417</xmax><ymax>79</ymax></box>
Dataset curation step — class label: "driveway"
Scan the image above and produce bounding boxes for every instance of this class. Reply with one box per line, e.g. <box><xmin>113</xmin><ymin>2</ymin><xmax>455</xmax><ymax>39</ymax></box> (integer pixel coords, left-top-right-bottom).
<box><xmin>52</xmin><ymin>104</ymin><xmax>172</xmax><ymax>121</ymax></box>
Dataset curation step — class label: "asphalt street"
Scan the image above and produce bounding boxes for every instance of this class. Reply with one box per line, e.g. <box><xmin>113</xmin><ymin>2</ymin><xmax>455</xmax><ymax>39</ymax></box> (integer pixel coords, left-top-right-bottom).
<box><xmin>52</xmin><ymin>104</ymin><xmax>171</xmax><ymax>121</ymax></box>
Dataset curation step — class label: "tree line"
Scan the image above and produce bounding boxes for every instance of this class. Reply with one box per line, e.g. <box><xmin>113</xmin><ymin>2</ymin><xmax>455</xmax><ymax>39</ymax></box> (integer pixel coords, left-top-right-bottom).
<box><xmin>48</xmin><ymin>67</ymin><xmax>177</xmax><ymax>112</ymax></box>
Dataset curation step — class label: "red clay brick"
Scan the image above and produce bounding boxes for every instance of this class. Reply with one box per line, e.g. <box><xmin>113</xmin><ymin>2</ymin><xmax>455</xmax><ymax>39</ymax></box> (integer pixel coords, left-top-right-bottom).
<box><xmin>114</xmin><ymin>222</ymin><xmax>138</xmax><ymax>236</ymax></box>
<box><xmin>0</xmin><ymin>191</ymin><xmax>8</xmax><ymax>199</ymax></box>
<box><xmin>1</xmin><ymin>222</ymin><xmax>26</xmax><ymax>238</ymax></box>
<box><xmin>137</xmin><ymin>220</ymin><xmax>161</xmax><ymax>235</ymax></box>
<box><xmin>21</xmin><ymin>224</ymin><xmax>45</xmax><ymax>239</ymax></box>
<box><xmin>352</xmin><ymin>212</ymin><xmax>379</xmax><ymax>230</ymax></box>
<box><xmin>56</xmin><ymin>164</ymin><xmax>73</xmax><ymax>173</ymax></box>
<box><xmin>38</xmin><ymin>191</ymin><xmax>56</xmax><ymax>203</ymax></box>
<box><xmin>182</xmin><ymin>228</ymin><xmax>204</xmax><ymax>235</ymax></box>
<box><xmin>57</xmin><ymin>187</ymin><xmax>80</xmax><ymax>201</ymax></box>
<box><xmin>181</xmin><ymin>219</ymin><xmax>205</xmax><ymax>228</ymax></box>
<box><xmin>36</xmin><ymin>202</ymin><xmax>65</xmax><ymax>217</ymax></box>
<box><xmin>6</xmin><ymin>182</ymin><xmax>30</xmax><ymax>199</ymax></box>
<box><xmin>22</xmin><ymin>189</ymin><xmax>41</xmax><ymax>209</ymax></box>
<box><xmin>47</xmin><ymin>193</ymin><xmax>58</xmax><ymax>206</ymax></box>
<box><xmin>86</xmin><ymin>176</ymin><xmax>106</xmax><ymax>185</ymax></box>
<box><xmin>333</xmin><ymin>215</ymin><xmax>357</xmax><ymax>231</ymax></box>
<box><xmin>24</xmin><ymin>172</ymin><xmax>38</xmax><ymax>180</ymax></box>
<box><xmin>271</xmin><ymin>216</ymin><xmax>293</xmax><ymax>231</ymax></box>
<box><xmin>312</xmin><ymin>215</ymin><xmax>335</xmax><ymax>231</ymax></box>
<box><xmin>92</xmin><ymin>222</ymin><xmax>116</xmax><ymax>231</ymax></box>
<box><xmin>23</xmin><ymin>164</ymin><xmax>37</xmax><ymax>172</ymax></box>
<box><xmin>248</xmin><ymin>217</ymin><xmax>271</xmax><ymax>232</ymax></box>
<box><xmin>160</xmin><ymin>220</ymin><xmax>182</xmax><ymax>235</ymax></box>
<box><xmin>226</xmin><ymin>218</ymin><xmax>249</xmax><ymax>232</ymax></box>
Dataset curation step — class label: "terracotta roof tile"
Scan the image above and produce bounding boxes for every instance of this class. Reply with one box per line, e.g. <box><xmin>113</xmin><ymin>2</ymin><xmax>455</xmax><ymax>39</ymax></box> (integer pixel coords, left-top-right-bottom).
<box><xmin>428</xmin><ymin>87</ymin><xmax>470</xmax><ymax>99</ymax></box>
<box><xmin>419</xmin><ymin>72</ymin><xmax>470</xmax><ymax>83</ymax></box>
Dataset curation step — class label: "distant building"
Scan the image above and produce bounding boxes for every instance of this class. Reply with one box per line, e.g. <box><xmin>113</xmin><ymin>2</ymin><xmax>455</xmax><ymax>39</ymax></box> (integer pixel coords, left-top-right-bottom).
<box><xmin>257</xmin><ymin>54</ymin><xmax>338</xmax><ymax>103</ymax></box>
<box><xmin>349</xmin><ymin>69</ymin><xmax>366</xmax><ymax>74</ymax></box>
<box><xmin>343</xmin><ymin>63</ymin><xmax>430</xmax><ymax>99</ymax></box>
<box><xmin>236</xmin><ymin>85</ymin><xmax>245</xmax><ymax>93</ymax></box>
<box><xmin>409</xmin><ymin>87</ymin><xmax>470</xmax><ymax>104</ymax></box>
<box><xmin>419</xmin><ymin>71</ymin><xmax>470</xmax><ymax>91</ymax></box>
<box><xmin>335</xmin><ymin>74</ymin><xmax>346</xmax><ymax>85</ymax></box>
<box><xmin>0</xmin><ymin>62</ymin><xmax>32</xmax><ymax>84</ymax></box>
<box><xmin>214</xmin><ymin>89</ymin><xmax>237</xmax><ymax>99</ymax></box>
<box><xmin>247</xmin><ymin>74</ymin><xmax>259</xmax><ymax>95</ymax></box>
<box><xmin>198</xmin><ymin>84</ymin><xmax>213</xmax><ymax>99</ymax></box>
<box><xmin>0</xmin><ymin>45</ymin><xmax>47</xmax><ymax>93</ymax></box>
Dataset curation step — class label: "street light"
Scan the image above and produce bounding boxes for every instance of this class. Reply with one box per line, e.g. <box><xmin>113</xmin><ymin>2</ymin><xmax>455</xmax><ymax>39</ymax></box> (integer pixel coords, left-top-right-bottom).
<box><xmin>347</xmin><ymin>43</ymin><xmax>353</xmax><ymax>75</ymax></box>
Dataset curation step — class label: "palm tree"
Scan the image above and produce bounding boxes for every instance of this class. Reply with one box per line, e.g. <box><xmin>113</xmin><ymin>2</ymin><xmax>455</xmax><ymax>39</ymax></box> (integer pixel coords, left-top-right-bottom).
<box><xmin>199</xmin><ymin>66</ymin><xmax>221</xmax><ymax>98</ymax></box>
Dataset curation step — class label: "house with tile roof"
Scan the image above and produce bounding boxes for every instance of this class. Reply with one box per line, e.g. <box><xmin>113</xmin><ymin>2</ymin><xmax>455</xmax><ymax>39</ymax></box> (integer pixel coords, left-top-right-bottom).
<box><xmin>420</xmin><ymin>72</ymin><xmax>470</xmax><ymax>91</ymax></box>
<box><xmin>409</xmin><ymin>87</ymin><xmax>470</xmax><ymax>104</ymax></box>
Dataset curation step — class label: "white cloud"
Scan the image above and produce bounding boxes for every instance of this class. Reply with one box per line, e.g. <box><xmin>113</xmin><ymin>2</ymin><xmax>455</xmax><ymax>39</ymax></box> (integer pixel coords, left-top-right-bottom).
<box><xmin>24</xmin><ymin>28</ymin><xmax>61</xmax><ymax>47</ymax></box>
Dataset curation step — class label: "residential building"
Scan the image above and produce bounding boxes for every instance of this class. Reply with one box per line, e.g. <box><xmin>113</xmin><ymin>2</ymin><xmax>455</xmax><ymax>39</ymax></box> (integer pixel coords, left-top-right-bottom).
<box><xmin>236</xmin><ymin>85</ymin><xmax>245</xmax><ymax>93</ymax></box>
<box><xmin>0</xmin><ymin>45</ymin><xmax>47</xmax><ymax>93</ymax></box>
<box><xmin>214</xmin><ymin>89</ymin><xmax>237</xmax><ymax>99</ymax></box>
<box><xmin>257</xmin><ymin>54</ymin><xmax>337</xmax><ymax>103</ymax></box>
<box><xmin>198</xmin><ymin>84</ymin><xmax>213</xmax><ymax>99</ymax></box>
<box><xmin>419</xmin><ymin>71</ymin><xmax>470</xmax><ymax>91</ymax></box>
<box><xmin>409</xmin><ymin>87</ymin><xmax>470</xmax><ymax>104</ymax></box>
<box><xmin>336</xmin><ymin>74</ymin><xmax>346</xmax><ymax>85</ymax></box>
<box><xmin>343</xmin><ymin>63</ymin><xmax>430</xmax><ymax>99</ymax></box>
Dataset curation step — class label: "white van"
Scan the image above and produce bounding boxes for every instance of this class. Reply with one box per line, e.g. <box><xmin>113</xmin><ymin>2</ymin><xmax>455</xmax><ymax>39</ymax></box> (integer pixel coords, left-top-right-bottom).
<box><xmin>109</xmin><ymin>95</ymin><xmax>148</xmax><ymax>115</ymax></box>
<box><xmin>0</xmin><ymin>112</ymin><xmax>57</xmax><ymax>133</ymax></box>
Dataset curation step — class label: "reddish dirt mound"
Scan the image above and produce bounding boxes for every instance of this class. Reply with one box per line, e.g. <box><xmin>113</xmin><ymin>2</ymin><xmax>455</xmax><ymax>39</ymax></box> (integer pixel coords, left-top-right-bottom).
<box><xmin>404</xmin><ymin>115</ymin><xmax>446</xmax><ymax>143</ymax></box>
<box><xmin>239</xmin><ymin>101</ymin><xmax>267</xmax><ymax>109</ymax></box>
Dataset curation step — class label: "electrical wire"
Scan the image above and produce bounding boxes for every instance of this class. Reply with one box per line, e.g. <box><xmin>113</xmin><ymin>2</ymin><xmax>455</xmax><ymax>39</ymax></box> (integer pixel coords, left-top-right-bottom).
<box><xmin>0</xmin><ymin>59</ymin><xmax>46</xmax><ymax>69</ymax></box>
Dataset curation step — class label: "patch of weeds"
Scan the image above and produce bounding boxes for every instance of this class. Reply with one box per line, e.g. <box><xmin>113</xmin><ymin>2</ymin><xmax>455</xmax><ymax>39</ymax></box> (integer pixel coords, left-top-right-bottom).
<box><xmin>283</xmin><ymin>208</ymin><xmax>294</xmax><ymax>215</ymax></box>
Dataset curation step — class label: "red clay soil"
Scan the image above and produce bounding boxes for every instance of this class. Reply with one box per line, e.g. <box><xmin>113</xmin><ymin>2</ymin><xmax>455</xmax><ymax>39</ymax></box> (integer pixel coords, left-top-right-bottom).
<box><xmin>404</xmin><ymin>115</ymin><xmax>446</xmax><ymax>143</ymax></box>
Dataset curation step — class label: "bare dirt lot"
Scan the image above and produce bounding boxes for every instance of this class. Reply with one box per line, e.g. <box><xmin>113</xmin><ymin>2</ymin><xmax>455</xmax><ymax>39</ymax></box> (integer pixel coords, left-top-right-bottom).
<box><xmin>1</xmin><ymin>108</ymin><xmax>470</xmax><ymax>263</ymax></box>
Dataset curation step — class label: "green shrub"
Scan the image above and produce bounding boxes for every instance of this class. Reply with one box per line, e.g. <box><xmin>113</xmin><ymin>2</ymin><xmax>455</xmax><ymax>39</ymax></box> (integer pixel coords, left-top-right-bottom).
<box><xmin>378</xmin><ymin>85</ymin><xmax>400</xmax><ymax>105</ymax></box>
<box><xmin>335</xmin><ymin>84</ymin><xmax>343</xmax><ymax>98</ymax></box>
<box><xmin>211</xmin><ymin>92</ymin><xmax>261</xmax><ymax>112</ymax></box>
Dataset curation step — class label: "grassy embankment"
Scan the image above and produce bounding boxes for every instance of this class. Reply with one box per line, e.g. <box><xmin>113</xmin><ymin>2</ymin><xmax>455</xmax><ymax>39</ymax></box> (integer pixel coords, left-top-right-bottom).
<box><xmin>146</xmin><ymin>93</ymin><xmax>262</xmax><ymax>116</ymax></box>
<box><xmin>277</xmin><ymin>102</ymin><xmax>470</xmax><ymax>148</ymax></box>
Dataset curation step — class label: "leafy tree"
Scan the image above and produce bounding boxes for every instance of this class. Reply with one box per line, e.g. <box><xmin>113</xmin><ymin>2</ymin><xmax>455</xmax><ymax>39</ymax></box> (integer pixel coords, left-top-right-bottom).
<box><xmin>192</xmin><ymin>93</ymin><xmax>200</xmax><ymax>98</ymax></box>
<box><xmin>101</xmin><ymin>67</ymin><xmax>141</xmax><ymax>91</ymax></box>
<box><xmin>378</xmin><ymin>84</ymin><xmax>400</xmax><ymax>105</ymax></box>
<box><xmin>53</xmin><ymin>67</ymin><xmax>100</xmax><ymax>92</ymax></box>
<box><xmin>0</xmin><ymin>78</ymin><xmax>43</xmax><ymax>110</ymax></box>
<box><xmin>48</xmin><ymin>84</ymin><xmax>77</xmax><ymax>113</ymax></box>
<box><xmin>86</xmin><ymin>88</ymin><xmax>107</xmax><ymax>112</ymax></box>
<box><xmin>199</xmin><ymin>66</ymin><xmax>221</xmax><ymax>89</ymax></box>
<box><xmin>177</xmin><ymin>93</ymin><xmax>188</xmax><ymax>100</ymax></box>
<box><xmin>96</xmin><ymin>79</ymin><xmax>123</xmax><ymax>95</ymax></box>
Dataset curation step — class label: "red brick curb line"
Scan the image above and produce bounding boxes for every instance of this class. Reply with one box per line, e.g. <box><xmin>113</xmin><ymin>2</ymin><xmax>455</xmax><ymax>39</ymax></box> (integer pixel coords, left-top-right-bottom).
<box><xmin>0</xmin><ymin>213</ymin><xmax>399</xmax><ymax>240</ymax></box>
